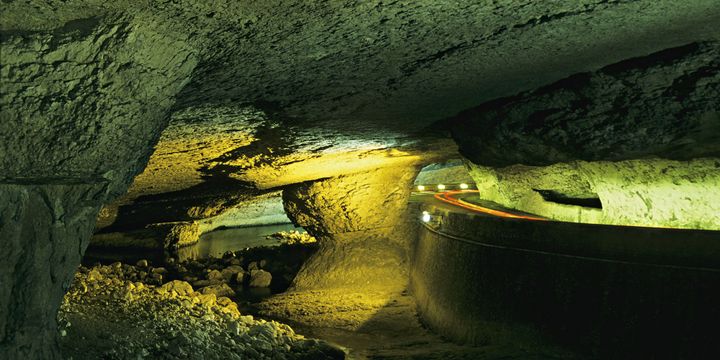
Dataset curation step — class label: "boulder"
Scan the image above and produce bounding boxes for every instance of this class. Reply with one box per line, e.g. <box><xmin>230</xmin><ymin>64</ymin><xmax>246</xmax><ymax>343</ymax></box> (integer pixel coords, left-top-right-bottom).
<box><xmin>159</xmin><ymin>280</ymin><xmax>194</xmax><ymax>297</ymax></box>
<box><xmin>200</xmin><ymin>284</ymin><xmax>235</xmax><ymax>298</ymax></box>
<box><xmin>249</xmin><ymin>270</ymin><xmax>272</xmax><ymax>288</ymax></box>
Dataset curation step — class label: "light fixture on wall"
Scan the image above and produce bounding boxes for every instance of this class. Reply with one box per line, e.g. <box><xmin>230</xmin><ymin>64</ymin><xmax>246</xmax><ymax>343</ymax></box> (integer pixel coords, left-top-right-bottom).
<box><xmin>437</xmin><ymin>184</ymin><xmax>446</xmax><ymax>190</ymax></box>
<box><xmin>459</xmin><ymin>183</ymin><xmax>469</xmax><ymax>189</ymax></box>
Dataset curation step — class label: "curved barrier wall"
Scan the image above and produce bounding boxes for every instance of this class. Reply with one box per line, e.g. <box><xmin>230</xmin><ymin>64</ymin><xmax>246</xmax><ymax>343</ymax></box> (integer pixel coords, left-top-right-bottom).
<box><xmin>410</xmin><ymin>207</ymin><xmax>720</xmax><ymax>359</ymax></box>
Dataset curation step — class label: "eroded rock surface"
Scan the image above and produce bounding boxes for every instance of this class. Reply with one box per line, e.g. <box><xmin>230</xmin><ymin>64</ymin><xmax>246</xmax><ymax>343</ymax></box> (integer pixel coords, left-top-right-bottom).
<box><xmin>0</xmin><ymin>182</ymin><xmax>107</xmax><ymax>359</ymax></box>
<box><xmin>467</xmin><ymin>158</ymin><xmax>720</xmax><ymax>230</ymax></box>
<box><xmin>0</xmin><ymin>16</ymin><xmax>198</xmax><ymax>197</ymax></box>
<box><xmin>2</xmin><ymin>0</ymin><xmax>720</xmax><ymax>358</ymax></box>
<box><xmin>0</xmin><ymin>15</ymin><xmax>198</xmax><ymax>357</ymax></box>
<box><xmin>282</xmin><ymin>166</ymin><xmax>421</xmax><ymax>291</ymax></box>
<box><xmin>90</xmin><ymin>105</ymin><xmax>289</xmax><ymax>250</ymax></box>
<box><xmin>413</xmin><ymin>160</ymin><xmax>474</xmax><ymax>186</ymax></box>
<box><xmin>59</xmin><ymin>264</ymin><xmax>344</xmax><ymax>360</ymax></box>
<box><xmin>451</xmin><ymin>42</ymin><xmax>720</xmax><ymax>167</ymax></box>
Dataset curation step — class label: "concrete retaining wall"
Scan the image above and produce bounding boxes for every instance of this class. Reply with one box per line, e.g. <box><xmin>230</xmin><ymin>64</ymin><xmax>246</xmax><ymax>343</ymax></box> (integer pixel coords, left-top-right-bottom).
<box><xmin>410</xmin><ymin>208</ymin><xmax>720</xmax><ymax>358</ymax></box>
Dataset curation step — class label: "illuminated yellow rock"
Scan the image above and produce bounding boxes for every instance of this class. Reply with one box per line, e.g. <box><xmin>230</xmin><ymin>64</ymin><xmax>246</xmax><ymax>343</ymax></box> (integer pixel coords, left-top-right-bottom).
<box><xmin>234</xmin><ymin>147</ymin><xmax>424</xmax><ymax>189</ymax></box>
<box><xmin>283</xmin><ymin>165</ymin><xmax>421</xmax><ymax>291</ymax></box>
<box><xmin>122</xmin><ymin>105</ymin><xmax>259</xmax><ymax>199</ymax></box>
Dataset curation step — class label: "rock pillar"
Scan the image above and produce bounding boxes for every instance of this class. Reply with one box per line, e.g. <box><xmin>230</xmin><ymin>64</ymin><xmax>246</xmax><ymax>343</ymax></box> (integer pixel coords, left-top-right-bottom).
<box><xmin>282</xmin><ymin>166</ymin><xmax>420</xmax><ymax>291</ymax></box>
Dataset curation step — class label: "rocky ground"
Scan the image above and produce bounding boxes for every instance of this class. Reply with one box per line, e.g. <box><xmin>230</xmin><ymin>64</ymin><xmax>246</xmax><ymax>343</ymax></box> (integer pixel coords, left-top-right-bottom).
<box><xmin>60</xmin><ymin>230</ymin><xmax>575</xmax><ymax>360</ymax></box>
<box><xmin>59</xmin><ymin>232</ymin><xmax>339</xmax><ymax>360</ymax></box>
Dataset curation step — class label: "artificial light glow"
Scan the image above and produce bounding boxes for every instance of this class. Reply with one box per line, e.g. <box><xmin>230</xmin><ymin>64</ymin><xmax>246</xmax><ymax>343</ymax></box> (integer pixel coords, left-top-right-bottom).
<box><xmin>434</xmin><ymin>190</ymin><xmax>546</xmax><ymax>221</ymax></box>
<box><xmin>437</xmin><ymin>184</ymin><xmax>446</xmax><ymax>190</ymax></box>
<box><xmin>417</xmin><ymin>185</ymin><xmax>426</xmax><ymax>191</ymax></box>
<box><xmin>422</xmin><ymin>213</ymin><xmax>431</xmax><ymax>222</ymax></box>
<box><xmin>460</xmin><ymin>183</ymin><xmax>469</xmax><ymax>189</ymax></box>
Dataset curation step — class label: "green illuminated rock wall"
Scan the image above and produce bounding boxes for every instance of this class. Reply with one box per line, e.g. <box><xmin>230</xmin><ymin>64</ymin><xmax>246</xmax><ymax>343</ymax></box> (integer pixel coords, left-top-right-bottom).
<box><xmin>467</xmin><ymin>158</ymin><xmax>720</xmax><ymax>230</ymax></box>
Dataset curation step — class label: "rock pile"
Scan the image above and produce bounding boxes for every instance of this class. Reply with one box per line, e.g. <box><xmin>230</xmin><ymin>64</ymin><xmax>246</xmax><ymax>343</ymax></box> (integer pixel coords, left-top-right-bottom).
<box><xmin>59</xmin><ymin>264</ymin><xmax>344</xmax><ymax>360</ymax></box>
<box><xmin>172</xmin><ymin>252</ymin><xmax>279</xmax><ymax>295</ymax></box>
<box><xmin>267</xmin><ymin>230</ymin><xmax>317</xmax><ymax>245</ymax></box>
<box><xmin>174</xmin><ymin>239</ymin><xmax>318</xmax><ymax>294</ymax></box>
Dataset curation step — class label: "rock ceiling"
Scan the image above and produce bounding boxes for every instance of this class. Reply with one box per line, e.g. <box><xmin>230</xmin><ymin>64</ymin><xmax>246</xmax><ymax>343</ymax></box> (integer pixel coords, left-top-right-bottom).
<box><xmin>1</xmin><ymin>0</ymin><xmax>718</xmax><ymax>230</ymax></box>
<box><xmin>3</xmin><ymin>1</ymin><xmax>719</xmax><ymax>143</ymax></box>
<box><xmin>3</xmin><ymin>0</ymin><xmax>719</xmax><ymax>236</ymax></box>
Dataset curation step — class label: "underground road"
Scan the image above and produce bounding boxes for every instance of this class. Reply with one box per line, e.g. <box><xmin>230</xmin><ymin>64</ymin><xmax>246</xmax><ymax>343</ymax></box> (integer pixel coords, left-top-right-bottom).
<box><xmin>411</xmin><ymin>188</ymin><xmax>720</xmax><ymax>359</ymax></box>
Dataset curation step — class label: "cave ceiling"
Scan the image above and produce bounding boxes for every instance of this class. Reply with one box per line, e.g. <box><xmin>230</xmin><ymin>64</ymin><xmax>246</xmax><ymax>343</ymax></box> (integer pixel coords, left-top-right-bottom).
<box><xmin>2</xmin><ymin>0</ymin><xmax>719</xmax><ymax>196</ymax></box>
<box><xmin>4</xmin><ymin>1</ymin><xmax>719</xmax><ymax>134</ymax></box>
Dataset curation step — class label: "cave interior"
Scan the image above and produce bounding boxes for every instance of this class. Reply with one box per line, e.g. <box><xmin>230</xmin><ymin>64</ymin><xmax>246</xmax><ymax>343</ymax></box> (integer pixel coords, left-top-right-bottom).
<box><xmin>1</xmin><ymin>1</ymin><xmax>719</xmax><ymax>359</ymax></box>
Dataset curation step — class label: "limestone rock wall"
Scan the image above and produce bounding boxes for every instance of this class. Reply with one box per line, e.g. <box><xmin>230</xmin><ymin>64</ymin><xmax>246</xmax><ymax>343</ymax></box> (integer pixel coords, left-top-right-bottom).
<box><xmin>5</xmin><ymin>0</ymin><xmax>718</xmax><ymax>135</ymax></box>
<box><xmin>282</xmin><ymin>166</ymin><xmax>420</xmax><ymax>291</ymax></box>
<box><xmin>197</xmin><ymin>191</ymin><xmax>291</xmax><ymax>233</ymax></box>
<box><xmin>451</xmin><ymin>42</ymin><xmax>720</xmax><ymax>167</ymax></box>
<box><xmin>90</xmin><ymin>105</ymin><xmax>274</xmax><ymax>249</ymax></box>
<box><xmin>0</xmin><ymin>16</ymin><xmax>198</xmax><ymax>197</ymax></box>
<box><xmin>413</xmin><ymin>159</ymin><xmax>474</xmax><ymax>186</ymax></box>
<box><xmin>0</xmin><ymin>182</ymin><xmax>107</xmax><ymax>359</ymax></box>
<box><xmin>467</xmin><ymin>158</ymin><xmax>720</xmax><ymax>230</ymax></box>
<box><xmin>0</xmin><ymin>15</ymin><xmax>198</xmax><ymax>356</ymax></box>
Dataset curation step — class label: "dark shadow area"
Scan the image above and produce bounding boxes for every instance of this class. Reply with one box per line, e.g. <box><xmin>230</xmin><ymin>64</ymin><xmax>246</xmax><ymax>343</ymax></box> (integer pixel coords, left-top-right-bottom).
<box><xmin>412</xmin><ymin>209</ymin><xmax>720</xmax><ymax>359</ymax></box>
<box><xmin>97</xmin><ymin>177</ymin><xmax>261</xmax><ymax>233</ymax></box>
<box><xmin>534</xmin><ymin>189</ymin><xmax>603</xmax><ymax>209</ymax></box>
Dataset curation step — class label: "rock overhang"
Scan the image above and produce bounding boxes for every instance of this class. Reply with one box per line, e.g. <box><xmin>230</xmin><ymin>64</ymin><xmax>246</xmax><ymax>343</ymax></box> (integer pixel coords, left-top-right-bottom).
<box><xmin>3</xmin><ymin>0</ymin><xmax>720</xmax><ymax>157</ymax></box>
<box><xmin>2</xmin><ymin>1</ymin><xmax>720</xmax><ymax>357</ymax></box>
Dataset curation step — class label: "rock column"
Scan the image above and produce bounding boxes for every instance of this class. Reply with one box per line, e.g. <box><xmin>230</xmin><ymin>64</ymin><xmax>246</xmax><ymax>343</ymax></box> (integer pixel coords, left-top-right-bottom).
<box><xmin>282</xmin><ymin>166</ymin><xmax>420</xmax><ymax>291</ymax></box>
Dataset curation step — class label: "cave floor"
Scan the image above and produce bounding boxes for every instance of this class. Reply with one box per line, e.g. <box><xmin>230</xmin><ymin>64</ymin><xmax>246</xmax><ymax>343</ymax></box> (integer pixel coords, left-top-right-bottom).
<box><xmin>64</xmin><ymin>230</ymin><xmax>578</xmax><ymax>359</ymax></box>
<box><xmin>59</xmin><ymin>266</ymin><xmax>577</xmax><ymax>360</ymax></box>
<box><xmin>257</xmin><ymin>289</ymin><xmax>577</xmax><ymax>360</ymax></box>
<box><xmin>59</xmin><ymin>264</ymin><xmax>345</xmax><ymax>360</ymax></box>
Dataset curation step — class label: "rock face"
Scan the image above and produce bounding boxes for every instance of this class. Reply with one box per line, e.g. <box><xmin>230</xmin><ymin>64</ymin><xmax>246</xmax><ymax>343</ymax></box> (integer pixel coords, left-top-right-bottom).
<box><xmin>249</xmin><ymin>270</ymin><xmax>273</xmax><ymax>288</ymax></box>
<box><xmin>467</xmin><ymin>158</ymin><xmax>720</xmax><ymax>230</ymax></box>
<box><xmin>4</xmin><ymin>1</ymin><xmax>719</xmax><ymax>134</ymax></box>
<box><xmin>93</xmin><ymin>106</ymin><xmax>269</xmax><ymax>232</ymax></box>
<box><xmin>282</xmin><ymin>166</ymin><xmax>420</xmax><ymax>291</ymax></box>
<box><xmin>0</xmin><ymin>182</ymin><xmax>107</xmax><ymax>359</ymax></box>
<box><xmin>450</xmin><ymin>42</ymin><xmax>720</xmax><ymax>167</ymax></box>
<box><xmin>0</xmin><ymin>16</ymin><xmax>198</xmax><ymax>357</ymax></box>
<box><xmin>2</xmin><ymin>1</ymin><xmax>720</xmax><ymax>357</ymax></box>
<box><xmin>0</xmin><ymin>16</ymin><xmax>198</xmax><ymax>197</ymax></box>
<box><xmin>413</xmin><ymin>159</ymin><xmax>474</xmax><ymax>186</ymax></box>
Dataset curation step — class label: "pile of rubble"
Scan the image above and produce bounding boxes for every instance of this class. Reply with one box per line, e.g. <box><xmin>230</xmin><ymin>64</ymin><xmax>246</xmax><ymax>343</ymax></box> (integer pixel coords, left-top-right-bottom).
<box><xmin>59</xmin><ymin>263</ymin><xmax>344</xmax><ymax>360</ymax></box>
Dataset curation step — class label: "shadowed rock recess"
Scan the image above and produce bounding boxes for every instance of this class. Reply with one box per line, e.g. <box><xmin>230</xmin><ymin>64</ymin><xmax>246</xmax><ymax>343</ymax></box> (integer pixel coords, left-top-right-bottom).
<box><xmin>1</xmin><ymin>0</ymin><xmax>720</xmax><ymax>358</ymax></box>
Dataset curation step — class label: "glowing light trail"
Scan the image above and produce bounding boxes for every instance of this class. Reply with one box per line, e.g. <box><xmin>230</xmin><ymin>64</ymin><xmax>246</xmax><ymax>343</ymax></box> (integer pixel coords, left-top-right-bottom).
<box><xmin>434</xmin><ymin>190</ymin><xmax>547</xmax><ymax>221</ymax></box>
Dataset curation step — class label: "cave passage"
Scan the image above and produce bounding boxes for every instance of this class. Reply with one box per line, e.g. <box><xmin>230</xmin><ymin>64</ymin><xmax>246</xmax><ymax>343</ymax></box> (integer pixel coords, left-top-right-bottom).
<box><xmin>2</xmin><ymin>2</ymin><xmax>720</xmax><ymax>359</ymax></box>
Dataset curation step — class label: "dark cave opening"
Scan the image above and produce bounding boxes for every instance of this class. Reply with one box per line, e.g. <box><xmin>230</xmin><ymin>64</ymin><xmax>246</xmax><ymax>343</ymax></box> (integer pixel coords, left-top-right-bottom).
<box><xmin>534</xmin><ymin>188</ymin><xmax>603</xmax><ymax>209</ymax></box>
